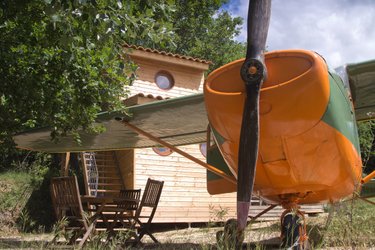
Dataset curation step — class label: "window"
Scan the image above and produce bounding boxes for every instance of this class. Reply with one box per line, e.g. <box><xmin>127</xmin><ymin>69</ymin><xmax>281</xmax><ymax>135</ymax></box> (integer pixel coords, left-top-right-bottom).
<box><xmin>152</xmin><ymin>147</ymin><xmax>173</xmax><ymax>156</ymax></box>
<box><xmin>155</xmin><ymin>71</ymin><xmax>174</xmax><ymax>90</ymax></box>
<box><xmin>199</xmin><ymin>143</ymin><xmax>207</xmax><ymax>158</ymax></box>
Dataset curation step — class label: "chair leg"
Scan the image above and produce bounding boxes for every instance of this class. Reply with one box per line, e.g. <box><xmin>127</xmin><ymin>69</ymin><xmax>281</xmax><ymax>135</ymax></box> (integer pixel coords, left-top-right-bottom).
<box><xmin>138</xmin><ymin>223</ymin><xmax>158</xmax><ymax>243</ymax></box>
<box><xmin>138</xmin><ymin>231</ymin><xmax>145</xmax><ymax>242</ymax></box>
<box><xmin>77</xmin><ymin>222</ymin><xmax>95</xmax><ymax>249</ymax></box>
<box><xmin>144</xmin><ymin>231</ymin><xmax>159</xmax><ymax>243</ymax></box>
<box><xmin>106</xmin><ymin>212</ymin><xmax>120</xmax><ymax>240</ymax></box>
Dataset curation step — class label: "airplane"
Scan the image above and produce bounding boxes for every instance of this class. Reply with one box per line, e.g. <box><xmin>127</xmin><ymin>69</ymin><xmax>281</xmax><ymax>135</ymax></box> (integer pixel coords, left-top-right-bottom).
<box><xmin>13</xmin><ymin>0</ymin><xmax>375</xmax><ymax>249</ymax></box>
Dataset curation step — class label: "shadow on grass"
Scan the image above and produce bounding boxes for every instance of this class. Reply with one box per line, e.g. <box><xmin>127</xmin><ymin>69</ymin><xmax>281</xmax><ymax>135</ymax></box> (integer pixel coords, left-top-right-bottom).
<box><xmin>136</xmin><ymin>237</ymin><xmax>281</xmax><ymax>250</ymax></box>
<box><xmin>0</xmin><ymin>238</ymin><xmax>50</xmax><ymax>249</ymax></box>
<box><xmin>0</xmin><ymin>237</ymin><xmax>282</xmax><ymax>250</ymax></box>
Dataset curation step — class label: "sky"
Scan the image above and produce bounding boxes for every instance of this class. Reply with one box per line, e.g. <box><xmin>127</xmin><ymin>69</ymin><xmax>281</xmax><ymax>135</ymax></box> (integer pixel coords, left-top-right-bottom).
<box><xmin>223</xmin><ymin>0</ymin><xmax>375</xmax><ymax>68</ymax></box>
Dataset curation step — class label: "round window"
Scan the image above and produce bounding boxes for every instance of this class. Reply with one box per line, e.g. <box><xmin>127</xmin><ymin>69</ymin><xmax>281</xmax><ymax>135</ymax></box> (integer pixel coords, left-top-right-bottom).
<box><xmin>152</xmin><ymin>147</ymin><xmax>173</xmax><ymax>156</ymax></box>
<box><xmin>199</xmin><ymin>143</ymin><xmax>207</xmax><ymax>158</ymax></box>
<box><xmin>155</xmin><ymin>71</ymin><xmax>174</xmax><ymax>90</ymax></box>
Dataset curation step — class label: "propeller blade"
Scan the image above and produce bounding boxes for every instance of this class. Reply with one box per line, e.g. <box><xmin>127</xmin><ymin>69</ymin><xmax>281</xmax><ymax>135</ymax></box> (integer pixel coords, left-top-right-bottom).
<box><xmin>237</xmin><ymin>0</ymin><xmax>272</xmax><ymax>236</ymax></box>
<box><xmin>245</xmin><ymin>0</ymin><xmax>272</xmax><ymax>60</ymax></box>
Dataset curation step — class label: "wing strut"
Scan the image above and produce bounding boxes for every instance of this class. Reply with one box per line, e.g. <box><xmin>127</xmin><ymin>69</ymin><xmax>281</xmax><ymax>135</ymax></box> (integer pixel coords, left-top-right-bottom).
<box><xmin>362</xmin><ymin>169</ymin><xmax>375</xmax><ymax>184</ymax></box>
<box><xmin>122</xmin><ymin>121</ymin><xmax>237</xmax><ymax>185</ymax></box>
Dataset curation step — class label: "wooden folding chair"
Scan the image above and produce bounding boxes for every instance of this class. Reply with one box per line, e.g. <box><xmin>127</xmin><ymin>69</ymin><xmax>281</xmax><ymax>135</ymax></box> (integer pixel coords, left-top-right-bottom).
<box><xmin>108</xmin><ymin>178</ymin><xmax>164</xmax><ymax>243</ymax></box>
<box><xmin>50</xmin><ymin>176</ymin><xmax>97</xmax><ymax>248</ymax></box>
<box><xmin>132</xmin><ymin>178</ymin><xmax>164</xmax><ymax>243</ymax></box>
<box><xmin>105</xmin><ymin>189</ymin><xmax>141</xmax><ymax>234</ymax></box>
<box><xmin>116</xmin><ymin>189</ymin><xmax>141</xmax><ymax>218</ymax></box>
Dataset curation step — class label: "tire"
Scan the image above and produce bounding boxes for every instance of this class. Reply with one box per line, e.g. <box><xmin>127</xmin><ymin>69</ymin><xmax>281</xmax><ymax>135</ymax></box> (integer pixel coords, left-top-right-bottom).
<box><xmin>281</xmin><ymin>213</ymin><xmax>302</xmax><ymax>250</ymax></box>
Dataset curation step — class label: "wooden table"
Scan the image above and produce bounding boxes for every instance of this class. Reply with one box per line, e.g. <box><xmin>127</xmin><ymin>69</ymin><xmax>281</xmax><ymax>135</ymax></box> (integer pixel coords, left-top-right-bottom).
<box><xmin>81</xmin><ymin>195</ymin><xmax>114</xmax><ymax>228</ymax></box>
<box><xmin>80</xmin><ymin>195</ymin><xmax>140</xmax><ymax>233</ymax></box>
<box><xmin>81</xmin><ymin>195</ymin><xmax>140</xmax><ymax>210</ymax></box>
<box><xmin>81</xmin><ymin>195</ymin><xmax>114</xmax><ymax>206</ymax></box>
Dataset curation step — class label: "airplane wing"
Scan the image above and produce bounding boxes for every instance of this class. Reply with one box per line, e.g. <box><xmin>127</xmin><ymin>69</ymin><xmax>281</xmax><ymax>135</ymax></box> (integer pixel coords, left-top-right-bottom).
<box><xmin>14</xmin><ymin>93</ymin><xmax>208</xmax><ymax>153</ymax></box>
<box><xmin>345</xmin><ymin>59</ymin><xmax>375</xmax><ymax>121</ymax></box>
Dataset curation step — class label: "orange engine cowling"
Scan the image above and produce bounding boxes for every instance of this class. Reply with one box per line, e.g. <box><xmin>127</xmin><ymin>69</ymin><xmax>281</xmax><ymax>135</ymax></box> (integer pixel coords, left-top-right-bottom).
<box><xmin>204</xmin><ymin>50</ymin><xmax>362</xmax><ymax>204</ymax></box>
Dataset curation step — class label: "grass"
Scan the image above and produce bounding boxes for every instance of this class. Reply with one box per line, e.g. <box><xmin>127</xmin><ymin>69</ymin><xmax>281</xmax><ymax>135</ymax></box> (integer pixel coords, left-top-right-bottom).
<box><xmin>0</xmin><ymin>171</ymin><xmax>33</xmax><ymax>235</ymax></box>
<box><xmin>0</xmin><ymin>168</ymin><xmax>56</xmax><ymax>236</ymax></box>
<box><xmin>0</xmin><ymin>171</ymin><xmax>32</xmax><ymax>210</ymax></box>
<box><xmin>1</xmin><ymin>171</ymin><xmax>375</xmax><ymax>249</ymax></box>
<box><xmin>320</xmin><ymin>198</ymin><xmax>375</xmax><ymax>248</ymax></box>
<box><xmin>0</xmin><ymin>199</ymin><xmax>374</xmax><ymax>249</ymax></box>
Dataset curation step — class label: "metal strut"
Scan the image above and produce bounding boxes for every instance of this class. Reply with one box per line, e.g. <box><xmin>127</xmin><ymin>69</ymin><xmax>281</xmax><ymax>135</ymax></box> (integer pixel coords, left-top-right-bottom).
<box><xmin>122</xmin><ymin>121</ymin><xmax>237</xmax><ymax>185</ymax></box>
<box><xmin>248</xmin><ymin>204</ymin><xmax>277</xmax><ymax>222</ymax></box>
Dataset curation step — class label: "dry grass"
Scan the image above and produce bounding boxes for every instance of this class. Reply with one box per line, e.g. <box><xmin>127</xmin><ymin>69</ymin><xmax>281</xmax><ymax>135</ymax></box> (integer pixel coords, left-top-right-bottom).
<box><xmin>0</xmin><ymin>212</ymin><xmax>374</xmax><ymax>250</ymax></box>
<box><xmin>1</xmin><ymin>197</ymin><xmax>375</xmax><ymax>249</ymax></box>
<box><xmin>0</xmin><ymin>223</ymin><xmax>281</xmax><ymax>249</ymax></box>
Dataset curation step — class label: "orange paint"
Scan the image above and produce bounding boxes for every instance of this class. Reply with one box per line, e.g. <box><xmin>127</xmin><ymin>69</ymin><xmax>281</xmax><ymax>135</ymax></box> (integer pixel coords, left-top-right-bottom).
<box><xmin>204</xmin><ymin>50</ymin><xmax>362</xmax><ymax>204</ymax></box>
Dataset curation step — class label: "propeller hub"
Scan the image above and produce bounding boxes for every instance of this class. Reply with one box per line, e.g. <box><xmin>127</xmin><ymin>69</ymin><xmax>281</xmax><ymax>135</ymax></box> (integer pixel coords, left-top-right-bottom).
<box><xmin>240</xmin><ymin>58</ymin><xmax>266</xmax><ymax>86</ymax></box>
<box><xmin>248</xmin><ymin>65</ymin><xmax>258</xmax><ymax>75</ymax></box>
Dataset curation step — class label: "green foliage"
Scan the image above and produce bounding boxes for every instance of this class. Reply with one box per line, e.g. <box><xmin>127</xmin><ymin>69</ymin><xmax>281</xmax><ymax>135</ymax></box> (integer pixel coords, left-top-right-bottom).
<box><xmin>0</xmin><ymin>171</ymin><xmax>35</xmax><ymax>234</ymax></box>
<box><xmin>0</xmin><ymin>154</ymin><xmax>58</xmax><ymax>234</ymax></box>
<box><xmin>358</xmin><ymin>120</ymin><xmax>375</xmax><ymax>173</ymax></box>
<box><xmin>189</xmin><ymin>11</ymin><xmax>245</xmax><ymax>71</ymax></box>
<box><xmin>0</xmin><ymin>172</ymin><xmax>31</xmax><ymax>213</ymax></box>
<box><xmin>0</xmin><ymin>0</ymin><xmax>175</xmax><ymax>147</ymax></box>
<box><xmin>169</xmin><ymin>0</ymin><xmax>245</xmax><ymax>72</ymax></box>
<box><xmin>0</xmin><ymin>0</ymin><xmax>245</xmax><ymax>171</ymax></box>
<box><xmin>209</xmin><ymin>204</ymin><xmax>229</xmax><ymax>225</ymax></box>
<box><xmin>51</xmin><ymin>216</ymin><xmax>70</xmax><ymax>243</ymax></box>
<box><xmin>0</xmin><ymin>0</ymin><xmax>177</xmax><ymax>169</ymax></box>
<box><xmin>50</xmin><ymin>218</ymin><xmax>136</xmax><ymax>249</ymax></box>
<box><xmin>0</xmin><ymin>0</ymin><xmax>245</xmax><ymax>235</ymax></box>
<box><xmin>322</xmin><ymin>199</ymin><xmax>375</xmax><ymax>248</ymax></box>
<box><xmin>84</xmin><ymin>230</ymin><xmax>135</xmax><ymax>249</ymax></box>
<box><xmin>17</xmin><ymin>210</ymin><xmax>37</xmax><ymax>233</ymax></box>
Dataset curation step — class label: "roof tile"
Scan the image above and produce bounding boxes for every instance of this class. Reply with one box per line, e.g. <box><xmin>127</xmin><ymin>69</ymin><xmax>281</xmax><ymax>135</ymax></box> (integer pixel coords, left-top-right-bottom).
<box><xmin>123</xmin><ymin>44</ymin><xmax>212</xmax><ymax>65</ymax></box>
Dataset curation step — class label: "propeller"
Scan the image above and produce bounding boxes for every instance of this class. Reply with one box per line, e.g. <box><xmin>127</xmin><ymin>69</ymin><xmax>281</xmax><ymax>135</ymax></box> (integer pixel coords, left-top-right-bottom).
<box><xmin>236</xmin><ymin>0</ymin><xmax>272</xmax><ymax>238</ymax></box>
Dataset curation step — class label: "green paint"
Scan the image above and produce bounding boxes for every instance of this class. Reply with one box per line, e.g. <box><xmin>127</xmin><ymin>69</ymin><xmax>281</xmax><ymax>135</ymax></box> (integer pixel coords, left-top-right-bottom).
<box><xmin>322</xmin><ymin>71</ymin><xmax>361</xmax><ymax>153</ymax></box>
<box><xmin>210</xmin><ymin>125</ymin><xmax>226</xmax><ymax>146</ymax></box>
<box><xmin>207</xmin><ymin>126</ymin><xmax>234</xmax><ymax>181</ymax></box>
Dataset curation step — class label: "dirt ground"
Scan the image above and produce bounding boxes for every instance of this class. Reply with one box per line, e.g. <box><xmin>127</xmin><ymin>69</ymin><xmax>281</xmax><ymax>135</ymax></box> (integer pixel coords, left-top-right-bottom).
<box><xmin>0</xmin><ymin>221</ymin><xmax>284</xmax><ymax>249</ymax></box>
<box><xmin>1</xmin><ymin>215</ymin><xmax>374</xmax><ymax>249</ymax></box>
<box><xmin>140</xmin><ymin>221</ymin><xmax>281</xmax><ymax>249</ymax></box>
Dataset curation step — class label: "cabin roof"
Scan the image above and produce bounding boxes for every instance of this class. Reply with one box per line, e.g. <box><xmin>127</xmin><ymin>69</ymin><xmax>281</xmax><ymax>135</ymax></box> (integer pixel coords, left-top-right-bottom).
<box><xmin>123</xmin><ymin>93</ymin><xmax>166</xmax><ymax>107</ymax></box>
<box><xmin>123</xmin><ymin>44</ymin><xmax>212</xmax><ymax>65</ymax></box>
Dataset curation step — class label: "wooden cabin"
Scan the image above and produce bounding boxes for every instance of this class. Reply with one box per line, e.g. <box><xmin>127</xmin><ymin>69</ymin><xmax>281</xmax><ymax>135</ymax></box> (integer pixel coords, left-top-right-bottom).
<box><xmin>80</xmin><ymin>45</ymin><xmax>323</xmax><ymax>225</ymax></box>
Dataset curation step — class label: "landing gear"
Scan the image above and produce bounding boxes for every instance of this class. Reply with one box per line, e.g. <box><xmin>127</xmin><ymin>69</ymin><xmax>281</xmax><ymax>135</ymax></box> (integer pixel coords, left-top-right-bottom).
<box><xmin>280</xmin><ymin>209</ymin><xmax>309</xmax><ymax>250</ymax></box>
<box><xmin>216</xmin><ymin>219</ymin><xmax>244</xmax><ymax>249</ymax></box>
<box><xmin>215</xmin><ymin>204</ymin><xmax>310</xmax><ymax>249</ymax></box>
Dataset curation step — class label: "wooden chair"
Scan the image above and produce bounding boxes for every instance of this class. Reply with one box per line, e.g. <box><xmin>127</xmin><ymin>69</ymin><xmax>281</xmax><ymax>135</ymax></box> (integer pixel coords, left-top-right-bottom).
<box><xmin>105</xmin><ymin>189</ymin><xmax>141</xmax><ymax>233</ymax></box>
<box><xmin>132</xmin><ymin>178</ymin><xmax>164</xmax><ymax>243</ymax></box>
<box><xmin>108</xmin><ymin>178</ymin><xmax>164</xmax><ymax>243</ymax></box>
<box><xmin>118</xmin><ymin>189</ymin><xmax>141</xmax><ymax>211</ymax></box>
<box><xmin>50</xmin><ymin>176</ymin><xmax>97</xmax><ymax>248</ymax></box>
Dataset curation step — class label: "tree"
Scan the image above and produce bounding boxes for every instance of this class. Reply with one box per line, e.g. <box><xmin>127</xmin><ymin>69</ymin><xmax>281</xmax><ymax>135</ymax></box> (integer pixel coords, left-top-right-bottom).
<box><xmin>169</xmin><ymin>0</ymin><xmax>246</xmax><ymax>72</ymax></box>
<box><xmin>0</xmin><ymin>0</ymin><xmax>175</xmax><ymax>168</ymax></box>
<box><xmin>187</xmin><ymin>11</ymin><xmax>246</xmax><ymax>72</ymax></box>
<box><xmin>358</xmin><ymin>120</ymin><xmax>375</xmax><ymax>174</ymax></box>
<box><xmin>0</xmin><ymin>0</ymin><xmax>247</xmax><ymax>169</ymax></box>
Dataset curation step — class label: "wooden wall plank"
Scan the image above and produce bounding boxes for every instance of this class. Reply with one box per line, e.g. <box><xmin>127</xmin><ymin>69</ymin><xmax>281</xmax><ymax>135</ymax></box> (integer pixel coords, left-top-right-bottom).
<box><xmin>115</xmin><ymin>150</ymin><xmax>135</xmax><ymax>189</ymax></box>
<box><xmin>133</xmin><ymin>146</ymin><xmax>324</xmax><ymax>223</ymax></box>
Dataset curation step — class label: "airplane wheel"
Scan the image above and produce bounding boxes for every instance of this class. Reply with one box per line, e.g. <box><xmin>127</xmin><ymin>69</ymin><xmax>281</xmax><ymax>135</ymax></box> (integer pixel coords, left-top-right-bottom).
<box><xmin>216</xmin><ymin>219</ymin><xmax>244</xmax><ymax>249</ymax></box>
<box><xmin>280</xmin><ymin>213</ymin><xmax>309</xmax><ymax>250</ymax></box>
